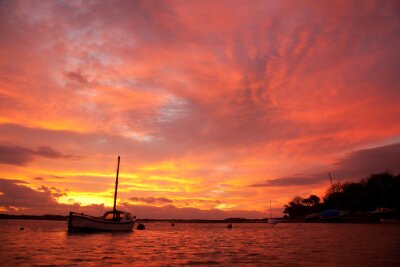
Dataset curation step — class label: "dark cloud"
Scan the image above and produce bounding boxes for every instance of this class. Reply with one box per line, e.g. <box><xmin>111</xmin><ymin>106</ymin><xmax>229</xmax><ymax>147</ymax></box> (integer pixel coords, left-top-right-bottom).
<box><xmin>250</xmin><ymin>176</ymin><xmax>322</xmax><ymax>187</ymax></box>
<box><xmin>0</xmin><ymin>146</ymin><xmax>35</xmax><ymax>165</ymax></box>
<box><xmin>35</xmin><ymin>146</ymin><xmax>74</xmax><ymax>159</ymax></box>
<box><xmin>65</xmin><ymin>71</ymin><xmax>89</xmax><ymax>84</ymax></box>
<box><xmin>0</xmin><ymin>144</ymin><xmax>76</xmax><ymax>166</ymax></box>
<box><xmin>333</xmin><ymin>142</ymin><xmax>400</xmax><ymax>180</ymax></box>
<box><xmin>251</xmin><ymin>143</ymin><xmax>400</xmax><ymax>187</ymax></box>
<box><xmin>129</xmin><ymin>196</ymin><xmax>173</xmax><ymax>204</ymax></box>
<box><xmin>0</xmin><ymin>178</ymin><xmax>60</xmax><ymax>210</ymax></box>
<box><xmin>0</xmin><ymin>179</ymin><xmax>264</xmax><ymax>219</ymax></box>
<box><xmin>37</xmin><ymin>185</ymin><xmax>66</xmax><ymax>198</ymax></box>
<box><xmin>0</xmin><ymin>178</ymin><xmax>106</xmax><ymax>215</ymax></box>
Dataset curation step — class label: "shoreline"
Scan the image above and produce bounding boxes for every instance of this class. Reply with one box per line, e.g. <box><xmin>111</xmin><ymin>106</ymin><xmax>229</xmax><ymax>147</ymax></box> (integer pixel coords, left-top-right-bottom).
<box><xmin>1</xmin><ymin>214</ymin><xmax>397</xmax><ymax>224</ymax></box>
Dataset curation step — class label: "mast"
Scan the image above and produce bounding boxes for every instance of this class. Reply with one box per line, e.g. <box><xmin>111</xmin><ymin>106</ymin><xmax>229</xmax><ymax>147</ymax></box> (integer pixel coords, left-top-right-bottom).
<box><xmin>329</xmin><ymin>172</ymin><xmax>339</xmax><ymax>208</ymax></box>
<box><xmin>328</xmin><ymin>172</ymin><xmax>334</xmax><ymax>189</ymax></box>
<box><xmin>270</xmin><ymin>200</ymin><xmax>272</xmax><ymax>219</ymax></box>
<box><xmin>113</xmin><ymin>156</ymin><xmax>120</xmax><ymax>215</ymax></box>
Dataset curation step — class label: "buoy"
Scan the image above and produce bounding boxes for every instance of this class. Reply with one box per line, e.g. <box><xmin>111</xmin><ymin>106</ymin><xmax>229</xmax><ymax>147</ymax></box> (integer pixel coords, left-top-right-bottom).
<box><xmin>227</xmin><ymin>224</ymin><xmax>232</xmax><ymax>229</ymax></box>
<box><xmin>19</xmin><ymin>227</ymin><xmax>24</xmax><ymax>230</ymax></box>
<box><xmin>137</xmin><ymin>223</ymin><xmax>145</xmax><ymax>230</ymax></box>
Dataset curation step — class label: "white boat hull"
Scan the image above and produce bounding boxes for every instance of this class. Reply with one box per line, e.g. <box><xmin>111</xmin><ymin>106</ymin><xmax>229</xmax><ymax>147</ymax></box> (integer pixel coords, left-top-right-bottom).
<box><xmin>380</xmin><ymin>218</ymin><xmax>400</xmax><ymax>224</ymax></box>
<box><xmin>267</xmin><ymin>218</ymin><xmax>279</xmax><ymax>225</ymax></box>
<box><xmin>68</xmin><ymin>212</ymin><xmax>135</xmax><ymax>232</ymax></box>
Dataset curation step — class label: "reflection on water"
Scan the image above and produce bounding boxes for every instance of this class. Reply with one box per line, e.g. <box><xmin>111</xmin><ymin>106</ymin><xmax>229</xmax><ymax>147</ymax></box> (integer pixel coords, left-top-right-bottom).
<box><xmin>1</xmin><ymin>220</ymin><xmax>399</xmax><ymax>266</ymax></box>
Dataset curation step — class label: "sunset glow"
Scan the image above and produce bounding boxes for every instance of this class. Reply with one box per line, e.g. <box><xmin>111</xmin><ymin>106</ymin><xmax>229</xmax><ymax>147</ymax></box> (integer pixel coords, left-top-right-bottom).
<box><xmin>1</xmin><ymin>0</ymin><xmax>399</xmax><ymax>219</ymax></box>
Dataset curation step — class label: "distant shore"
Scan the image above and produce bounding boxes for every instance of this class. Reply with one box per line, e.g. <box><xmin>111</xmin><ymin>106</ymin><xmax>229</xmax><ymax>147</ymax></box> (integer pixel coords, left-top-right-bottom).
<box><xmin>0</xmin><ymin>214</ymin><xmax>268</xmax><ymax>223</ymax></box>
<box><xmin>1</xmin><ymin>213</ymin><xmax>397</xmax><ymax>223</ymax></box>
<box><xmin>0</xmin><ymin>214</ymin><xmax>67</xmax><ymax>221</ymax></box>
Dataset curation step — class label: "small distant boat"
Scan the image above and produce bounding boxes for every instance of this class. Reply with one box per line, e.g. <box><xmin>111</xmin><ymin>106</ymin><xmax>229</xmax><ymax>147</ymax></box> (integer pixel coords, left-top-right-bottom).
<box><xmin>267</xmin><ymin>200</ymin><xmax>279</xmax><ymax>225</ymax></box>
<box><xmin>368</xmin><ymin>207</ymin><xmax>397</xmax><ymax>216</ymax></box>
<box><xmin>380</xmin><ymin>218</ymin><xmax>400</xmax><ymax>224</ymax></box>
<box><xmin>319</xmin><ymin>208</ymin><xmax>349</xmax><ymax>221</ymax></box>
<box><xmin>67</xmin><ymin>156</ymin><xmax>136</xmax><ymax>232</ymax></box>
<box><xmin>267</xmin><ymin>218</ymin><xmax>279</xmax><ymax>225</ymax></box>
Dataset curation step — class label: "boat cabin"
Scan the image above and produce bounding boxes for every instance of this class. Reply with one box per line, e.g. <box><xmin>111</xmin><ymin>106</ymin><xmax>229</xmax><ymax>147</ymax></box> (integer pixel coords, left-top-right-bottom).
<box><xmin>103</xmin><ymin>211</ymin><xmax>133</xmax><ymax>222</ymax></box>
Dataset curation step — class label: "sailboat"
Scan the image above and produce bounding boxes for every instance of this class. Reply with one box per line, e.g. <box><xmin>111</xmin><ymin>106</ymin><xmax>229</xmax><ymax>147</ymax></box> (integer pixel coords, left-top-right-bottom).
<box><xmin>67</xmin><ymin>156</ymin><xmax>136</xmax><ymax>232</ymax></box>
<box><xmin>267</xmin><ymin>200</ymin><xmax>279</xmax><ymax>225</ymax></box>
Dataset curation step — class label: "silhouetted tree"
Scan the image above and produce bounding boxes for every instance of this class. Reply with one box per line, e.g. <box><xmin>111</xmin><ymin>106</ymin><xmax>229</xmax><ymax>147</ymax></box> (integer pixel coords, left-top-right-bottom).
<box><xmin>323</xmin><ymin>172</ymin><xmax>400</xmax><ymax>211</ymax></box>
<box><xmin>283</xmin><ymin>172</ymin><xmax>400</xmax><ymax>219</ymax></box>
<box><xmin>309</xmin><ymin>195</ymin><xmax>320</xmax><ymax>205</ymax></box>
<box><xmin>283</xmin><ymin>196</ymin><xmax>308</xmax><ymax>219</ymax></box>
<box><xmin>302</xmin><ymin>198</ymin><xmax>312</xmax><ymax>207</ymax></box>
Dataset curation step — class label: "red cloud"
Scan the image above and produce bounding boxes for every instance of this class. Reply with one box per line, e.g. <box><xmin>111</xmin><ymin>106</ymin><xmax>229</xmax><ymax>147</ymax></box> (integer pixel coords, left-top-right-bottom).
<box><xmin>0</xmin><ymin>0</ymin><xmax>399</xmax><ymax>217</ymax></box>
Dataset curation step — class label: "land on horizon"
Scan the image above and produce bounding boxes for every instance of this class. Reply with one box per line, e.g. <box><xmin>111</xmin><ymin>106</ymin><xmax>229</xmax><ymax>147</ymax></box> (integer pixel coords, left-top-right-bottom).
<box><xmin>0</xmin><ymin>214</ymin><xmax>269</xmax><ymax>223</ymax></box>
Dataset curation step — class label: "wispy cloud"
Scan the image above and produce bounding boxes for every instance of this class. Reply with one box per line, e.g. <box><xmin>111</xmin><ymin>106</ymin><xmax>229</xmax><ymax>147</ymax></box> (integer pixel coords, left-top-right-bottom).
<box><xmin>129</xmin><ymin>196</ymin><xmax>173</xmax><ymax>204</ymax></box>
<box><xmin>0</xmin><ymin>145</ymin><xmax>77</xmax><ymax>166</ymax></box>
<box><xmin>250</xmin><ymin>177</ymin><xmax>322</xmax><ymax>187</ymax></box>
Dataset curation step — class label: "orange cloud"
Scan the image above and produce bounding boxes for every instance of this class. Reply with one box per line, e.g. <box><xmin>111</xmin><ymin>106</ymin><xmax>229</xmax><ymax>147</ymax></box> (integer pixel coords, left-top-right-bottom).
<box><xmin>0</xmin><ymin>0</ymin><xmax>399</xmax><ymax>218</ymax></box>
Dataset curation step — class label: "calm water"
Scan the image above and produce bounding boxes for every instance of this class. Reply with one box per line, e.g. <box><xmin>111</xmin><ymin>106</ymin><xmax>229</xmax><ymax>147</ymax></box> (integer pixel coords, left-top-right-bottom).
<box><xmin>0</xmin><ymin>220</ymin><xmax>399</xmax><ymax>266</ymax></box>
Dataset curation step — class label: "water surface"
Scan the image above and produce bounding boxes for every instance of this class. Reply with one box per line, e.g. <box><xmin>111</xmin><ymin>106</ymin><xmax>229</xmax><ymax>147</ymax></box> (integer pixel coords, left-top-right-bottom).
<box><xmin>1</xmin><ymin>220</ymin><xmax>399</xmax><ymax>266</ymax></box>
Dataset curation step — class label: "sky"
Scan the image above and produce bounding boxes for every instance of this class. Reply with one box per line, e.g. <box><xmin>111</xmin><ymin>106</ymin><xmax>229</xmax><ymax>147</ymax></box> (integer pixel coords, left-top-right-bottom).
<box><xmin>0</xmin><ymin>0</ymin><xmax>399</xmax><ymax>219</ymax></box>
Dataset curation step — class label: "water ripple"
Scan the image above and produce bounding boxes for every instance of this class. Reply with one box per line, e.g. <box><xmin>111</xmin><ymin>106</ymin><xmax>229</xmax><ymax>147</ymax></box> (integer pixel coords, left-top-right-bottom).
<box><xmin>1</xmin><ymin>220</ymin><xmax>400</xmax><ymax>266</ymax></box>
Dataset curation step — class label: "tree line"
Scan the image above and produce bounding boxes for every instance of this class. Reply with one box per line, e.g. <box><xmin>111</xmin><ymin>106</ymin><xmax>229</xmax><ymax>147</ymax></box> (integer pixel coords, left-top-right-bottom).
<box><xmin>283</xmin><ymin>172</ymin><xmax>400</xmax><ymax>219</ymax></box>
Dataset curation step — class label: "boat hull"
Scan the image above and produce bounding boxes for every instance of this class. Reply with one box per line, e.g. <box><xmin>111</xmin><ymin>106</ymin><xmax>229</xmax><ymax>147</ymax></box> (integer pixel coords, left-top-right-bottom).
<box><xmin>67</xmin><ymin>213</ymin><xmax>135</xmax><ymax>232</ymax></box>
<box><xmin>380</xmin><ymin>218</ymin><xmax>400</xmax><ymax>224</ymax></box>
<box><xmin>267</xmin><ymin>218</ymin><xmax>279</xmax><ymax>225</ymax></box>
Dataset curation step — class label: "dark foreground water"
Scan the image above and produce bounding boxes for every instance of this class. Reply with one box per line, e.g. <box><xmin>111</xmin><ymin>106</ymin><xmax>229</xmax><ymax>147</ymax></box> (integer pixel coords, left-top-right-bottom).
<box><xmin>0</xmin><ymin>220</ymin><xmax>399</xmax><ymax>266</ymax></box>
